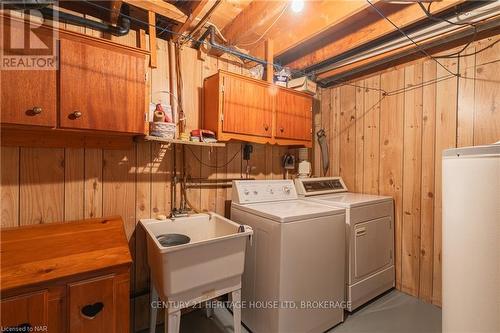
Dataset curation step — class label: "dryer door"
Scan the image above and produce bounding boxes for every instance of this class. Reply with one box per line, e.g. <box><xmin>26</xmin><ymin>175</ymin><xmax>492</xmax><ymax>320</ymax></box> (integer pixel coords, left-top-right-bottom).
<box><xmin>352</xmin><ymin>216</ymin><xmax>393</xmax><ymax>281</ymax></box>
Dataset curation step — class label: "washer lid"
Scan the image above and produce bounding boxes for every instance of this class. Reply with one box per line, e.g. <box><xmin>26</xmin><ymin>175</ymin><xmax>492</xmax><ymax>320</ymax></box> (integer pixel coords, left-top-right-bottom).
<box><xmin>232</xmin><ymin>199</ymin><xmax>344</xmax><ymax>223</ymax></box>
<box><xmin>307</xmin><ymin>192</ymin><xmax>392</xmax><ymax>208</ymax></box>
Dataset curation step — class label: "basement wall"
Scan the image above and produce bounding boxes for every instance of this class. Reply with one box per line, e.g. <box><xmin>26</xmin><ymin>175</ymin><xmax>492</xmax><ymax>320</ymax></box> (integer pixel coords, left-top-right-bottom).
<box><xmin>314</xmin><ymin>35</ymin><xmax>500</xmax><ymax>306</ymax></box>
<box><xmin>0</xmin><ymin>16</ymin><xmax>288</xmax><ymax>331</ymax></box>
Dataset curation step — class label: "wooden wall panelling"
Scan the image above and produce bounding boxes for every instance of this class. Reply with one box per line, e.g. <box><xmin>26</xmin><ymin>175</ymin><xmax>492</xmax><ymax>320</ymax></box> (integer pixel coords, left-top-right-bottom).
<box><xmin>102</xmin><ymin>147</ymin><xmax>137</xmax><ymax>242</ymax></box>
<box><xmin>134</xmin><ymin>141</ymin><xmax>152</xmax><ymax>332</ymax></box>
<box><xmin>84</xmin><ymin>149</ymin><xmax>103</xmax><ymax>219</ymax></box>
<box><xmin>457</xmin><ymin>46</ymin><xmax>476</xmax><ymax>148</ymax></box>
<box><xmin>401</xmin><ymin>63</ymin><xmax>423</xmax><ymax>296</ymax></box>
<box><xmin>419</xmin><ymin>59</ymin><xmax>437</xmax><ymax>303</ymax></box>
<box><xmin>224</xmin><ymin>143</ymin><xmax>242</xmax><ymax>217</ymax></box>
<box><xmin>319</xmin><ymin>88</ymin><xmax>331</xmax><ymax>176</ymax></box>
<box><xmin>1</xmin><ymin>147</ymin><xmax>19</xmax><ymax>228</ymax></box>
<box><xmin>313</xmin><ymin>95</ymin><xmax>322</xmax><ymax>177</ymax></box>
<box><xmin>64</xmin><ymin>148</ymin><xmax>85</xmax><ymax>221</ymax></box>
<box><xmin>339</xmin><ymin>85</ymin><xmax>356</xmax><ymax>190</ymax></box>
<box><xmin>151</xmin><ymin>40</ymin><xmax>170</xmax><ymax>105</ymax></box>
<box><xmin>354</xmin><ymin>80</ymin><xmax>365</xmax><ymax>193</ymax></box>
<box><xmin>362</xmin><ymin>75</ymin><xmax>381</xmax><ymax>195</ymax></box>
<box><xmin>330</xmin><ymin>88</ymin><xmax>341</xmax><ymax>176</ymax></box>
<box><xmin>474</xmin><ymin>38</ymin><xmax>500</xmax><ymax>146</ymax></box>
<box><xmin>249</xmin><ymin>144</ymin><xmax>267</xmax><ymax>180</ymax></box>
<box><xmin>433</xmin><ymin>58</ymin><xmax>458</xmax><ymax>306</ymax></box>
<box><xmin>19</xmin><ymin>148</ymin><xmax>65</xmax><ymax>225</ymax></box>
<box><xmin>379</xmin><ymin>68</ymin><xmax>405</xmax><ymax>291</ymax></box>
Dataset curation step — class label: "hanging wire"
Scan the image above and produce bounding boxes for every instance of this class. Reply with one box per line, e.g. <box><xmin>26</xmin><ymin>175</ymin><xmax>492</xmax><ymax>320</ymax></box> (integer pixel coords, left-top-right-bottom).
<box><xmin>77</xmin><ymin>0</ymin><xmax>309</xmax><ymax>78</ymax></box>
<box><xmin>417</xmin><ymin>2</ymin><xmax>480</xmax><ymax>59</ymax></box>
<box><xmin>186</xmin><ymin>145</ymin><xmax>241</xmax><ymax>169</ymax></box>
<box><xmin>365</xmin><ymin>0</ymin><xmax>459</xmax><ymax>78</ymax></box>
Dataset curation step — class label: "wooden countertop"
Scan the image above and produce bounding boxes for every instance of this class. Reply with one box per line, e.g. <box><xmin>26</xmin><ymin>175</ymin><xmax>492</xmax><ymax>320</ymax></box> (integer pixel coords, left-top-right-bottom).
<box><xmin>0</xmin><ymin>216</ymin><xmax>132</xmax><ymax>293</ymax></box>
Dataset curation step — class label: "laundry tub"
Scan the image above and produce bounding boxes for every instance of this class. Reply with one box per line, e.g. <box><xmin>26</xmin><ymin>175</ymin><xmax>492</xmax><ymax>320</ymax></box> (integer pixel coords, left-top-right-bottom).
<box><xmin>140</xmin><ymin>213</ymin><xmax>253</xmax><ymax>333</ymax></box>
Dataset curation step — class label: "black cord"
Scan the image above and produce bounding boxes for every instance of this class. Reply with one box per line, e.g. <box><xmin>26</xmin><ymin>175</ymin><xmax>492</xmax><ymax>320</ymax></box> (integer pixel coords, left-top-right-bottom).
<box><xmin>417</xmin><ymin>1</ymin><xmax>479</xmax><ymax>59</ymax></box>
<box><xmin>186</xmin><ymin>145</ymin><xmax>240</xmax><ymax>169</ymax></box>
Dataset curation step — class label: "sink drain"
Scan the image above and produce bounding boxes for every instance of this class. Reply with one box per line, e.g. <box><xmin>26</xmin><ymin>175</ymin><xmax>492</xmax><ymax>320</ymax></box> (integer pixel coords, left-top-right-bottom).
<box><xmin>157</xmin><ymin>233</ymin><xmax>191</xmax><ymax>247</ymax></box>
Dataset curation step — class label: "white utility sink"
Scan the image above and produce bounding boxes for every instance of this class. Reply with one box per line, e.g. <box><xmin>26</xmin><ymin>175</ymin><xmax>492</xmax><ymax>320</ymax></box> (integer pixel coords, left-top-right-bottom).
<box><xmin>140</xmin><ymin>213</ymin><xmax>253</xmax><ymax>333</ymax></box>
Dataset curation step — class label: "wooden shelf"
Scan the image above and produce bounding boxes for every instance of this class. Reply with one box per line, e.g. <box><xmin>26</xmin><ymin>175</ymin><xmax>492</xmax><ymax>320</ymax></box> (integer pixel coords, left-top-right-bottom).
<box><xmin>136</xmin><ymin>135</ymin><xmax>226</xmax><ymax>147</ymax></box>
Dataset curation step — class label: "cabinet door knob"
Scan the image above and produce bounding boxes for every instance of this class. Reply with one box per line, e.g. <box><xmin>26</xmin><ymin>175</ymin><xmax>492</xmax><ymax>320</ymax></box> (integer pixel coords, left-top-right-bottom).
<box><xmin>71</xmin><ymin>111</ymin><xmax>83</xmax><ymax>119</ymax></box>
<box><xmin>264</xmin><ymin>124</ymin><xmax>269</xmax><ymax>131</ymax></box>
<box><xmin>32</xmin><ymin>106</ymin><xmax>42</xmax><ymax>115</ymax></box>
<box><xmin>81</xmin><ymin>302</ymin><xmax>104</xmax><ymax>319</ymax></box>
<box><xmin>280</xmin><ymin>127</ymin><xmax>284</xmax><ymax>132</ymax></box>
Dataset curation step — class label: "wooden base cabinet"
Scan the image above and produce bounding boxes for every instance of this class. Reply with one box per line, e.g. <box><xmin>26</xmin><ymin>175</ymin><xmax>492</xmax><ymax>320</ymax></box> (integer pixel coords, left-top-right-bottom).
<box><xmin>203</xmin><ymin>70</ymin><xmax>313</xmax><ymax>147</ymax></box>
<box><xmin>0</xmin><ymin>217</ymin><xmax>132</xmax><ymax>333</ymax></box>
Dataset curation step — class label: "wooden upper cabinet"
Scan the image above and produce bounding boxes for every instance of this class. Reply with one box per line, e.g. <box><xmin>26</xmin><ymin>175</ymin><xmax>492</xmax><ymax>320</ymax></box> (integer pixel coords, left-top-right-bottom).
<box><xmin>221</xmin><ymin>74</ymin><xmax>273</xmax><ymax>138</ymax></box>
<box><xmin>59</xmin><ymin>37</ymin><xmax>145</xmax><ymax>133</ymax></box>
<box><xmin>0</xmin><ymin>17</ymin><xmax>57</xmax><ymax>127</ymax></box>
<box><xmin>1</xmin><ymin>69</ymin><xmax>57</xmax><ymax>127</ymax></box>
<box><xmin>275</xmin><ymin>89</ymin><xmax>312</xmax><ymax>141</ymax></box>
<box><xmin>203</xmin><ymin>70</ymin><xmax>313</xmax><ymax>146</ymax></box>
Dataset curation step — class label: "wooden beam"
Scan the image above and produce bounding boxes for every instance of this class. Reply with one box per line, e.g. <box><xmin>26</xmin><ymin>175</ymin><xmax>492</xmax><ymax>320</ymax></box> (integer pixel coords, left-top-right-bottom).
<box><xmin>123</xmin><ymin>0</ymin><xmax>186</xmax><ymax>24</ymax></box>
<box><xmin>284</xmin><ymin>0</ymin><xmax>464</xmax><ymax>70</ymax></box>
<box><xmin>148</xmin><ymin>11</ymin><xmax>157</xmax><ymax>68</ymax></box>
<box><xmin>221</xmin><ymin>0</ymin><xmax>286</xmax><ymax>46</ymax></box>
<box><xmin>318</xmin><ymin>19</ymin><xmax>500</xmax><ymax>84</ymax></box>
<box><xmin>265</xmin><ymin>39</ymin><xmax>274</xmax><ymax>83</ymax></box>
<box><xmin>242</xmin><ymin>1</ymin><xmax>376</xmax><ymax>61</ymax></box>
<box><xmin>109</xmin><ymin>0</ymin><xmax>123</xmax><ymax>25</ymax></box>
<box><xmin>172</xmin><ymin>0</ymin><xmax>210</xmax><ymax>42</ymax></box>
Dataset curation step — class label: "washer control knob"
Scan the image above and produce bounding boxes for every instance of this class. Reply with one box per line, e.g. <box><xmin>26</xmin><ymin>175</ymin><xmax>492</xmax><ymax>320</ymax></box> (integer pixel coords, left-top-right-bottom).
<box><xmin>253</xmin><ymin>190</ymin><xmax>258</xmax><ymax>195</ymax></box>
<box><xmin>268</xmin><ymin>188</ymin><xmax>274</xmax><ymax>194</ymax></box>
<box><xmin>243</xmin><ymin>189</ymin><xmax>250</xmax><ymax>195</ymax></box>
<box><xmin>283</xmin><ymin>186</ymin><xmax>291</xmax><ymax>194</ymax></box>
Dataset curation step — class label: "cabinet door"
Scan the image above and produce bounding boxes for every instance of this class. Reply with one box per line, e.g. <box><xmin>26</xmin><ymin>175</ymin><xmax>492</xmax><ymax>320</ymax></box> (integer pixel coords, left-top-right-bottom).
<box><xmin>1</xmin><ymin>291</ymin><xmax>48</xmax><ymax>331</ymax></box>
<box><xmin>1</xmin><ymin>23</ymin><xmax>57</xmax><ymax>127</ymax></box>
<box><xmin>68</xmin><ymin>275</ymin><xmax>115</xmax><ymax>333</ymax></box>
<box><xmin>221</xmin><ymin>75</ymin><xmax>273</xmax><ymax>138</ymax></box>
<box><xmin>275</xmin><ymin>90</ymin><xmax>312</xmax><ymax>141</ymax></box>
<box><xmin>59</xmin><ymin>38</ymin><xmax>145</xmax><ymax>133</ymax></box>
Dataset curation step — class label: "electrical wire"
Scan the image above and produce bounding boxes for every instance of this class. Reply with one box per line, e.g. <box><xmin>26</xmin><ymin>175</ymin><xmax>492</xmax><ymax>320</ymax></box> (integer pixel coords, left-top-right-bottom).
<box><xmin>186</xmin><ymin>145</ymin><xmax>241</xmax><ymax>169</ymax></box>
<box><xmin>365</xmin><ymin>0</ymin><xmax>458</xmax><ymax>77</ymax></box>
<box><xmin>235</xmin><ymin>3</ymin><xmax>289</xmax><ymax>47</ymax></box>
<box><xmin>77</xmin><ymin>0</ymin><xmax>310</xmax><ymax>78</ymax></box>
<box><xmin>417</xmin><ymin>1</ymin><xmax>479</xmax><ymax>59</ymax></box>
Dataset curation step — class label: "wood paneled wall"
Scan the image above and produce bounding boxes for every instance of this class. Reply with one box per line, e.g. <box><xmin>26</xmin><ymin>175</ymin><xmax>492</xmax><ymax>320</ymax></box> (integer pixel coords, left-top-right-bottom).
<box><xmin>0</xmin><ymin>19</ymin><xmax>288</xmax><ymax>331</ymax></box>
<box><xmin>314</xmin><ymin>36</ymin><xmax>500</xmax><ymax>306</ymax></box>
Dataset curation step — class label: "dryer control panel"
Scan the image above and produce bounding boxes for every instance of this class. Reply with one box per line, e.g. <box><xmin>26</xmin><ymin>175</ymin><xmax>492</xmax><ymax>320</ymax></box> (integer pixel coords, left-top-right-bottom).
<box><xmin>232</xmin><ymin>180</ymin><xmax>298</xmax><ymax>204</ymax></box>
<box><xmin>295</xmin><ymin>177</ymin><xmax>348</xmax><ymax>196</ymax></box>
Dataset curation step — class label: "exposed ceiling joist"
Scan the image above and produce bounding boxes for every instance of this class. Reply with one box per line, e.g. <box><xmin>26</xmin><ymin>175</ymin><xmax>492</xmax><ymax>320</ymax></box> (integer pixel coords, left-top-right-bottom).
<box><xmin>109</xmin><ymin>0</ymin><xmax>123</xmax><ymax>24</ymax></box>
<box><xmin>240</xmin><ymin>0</ymin><xmax>382</xmax><ymax>64</ymax></box>
<box><xmin>284</xmin><ymin>0</ymin><xmax>464</xmax><ymax>70</ymax></box>
<box><xmin>319</xmin><ymin>17</ymin><xmax>500</xmax><ymax>85</ymax></box>
<box><xmin>123</xmin><ymin>0</ymin><xmax>186</xmax><ymax>25</ymax></box>
<box><xmin>220</xmin><ymin>0</ymin><xmax>286</xmax><ymax>46</ymax></box>
<box><xmin>172</xmin><ymin>0</ymin><xmax>211</xmax><ymax>41</ymax></box>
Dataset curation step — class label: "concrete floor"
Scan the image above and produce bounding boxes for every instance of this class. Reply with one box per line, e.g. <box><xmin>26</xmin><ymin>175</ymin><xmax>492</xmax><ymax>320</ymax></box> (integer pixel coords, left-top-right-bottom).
<box><xmin>151</xmin><ymin>290</ymin><xmax>441</xmax><ymax>333</ymax></box>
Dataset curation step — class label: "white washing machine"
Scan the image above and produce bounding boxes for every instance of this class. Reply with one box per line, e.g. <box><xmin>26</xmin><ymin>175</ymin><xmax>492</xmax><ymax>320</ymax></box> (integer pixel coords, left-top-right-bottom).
<box><xmin>295</xmin><ymin>177</ymin><xmax>394</xmax><ymax>311</ymax></box>
<box><xmin>231</xmin><ymin>180</ymin><xmax>346</xmax><ymax>333</ymax></box>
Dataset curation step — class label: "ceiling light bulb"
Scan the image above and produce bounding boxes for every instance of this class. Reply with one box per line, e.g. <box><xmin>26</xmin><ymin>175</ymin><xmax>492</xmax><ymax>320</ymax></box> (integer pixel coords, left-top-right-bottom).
<box><xmin>291</xmin><ymin>0</ymin><xmax>304</xmax><ymax>13</ymax></box>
